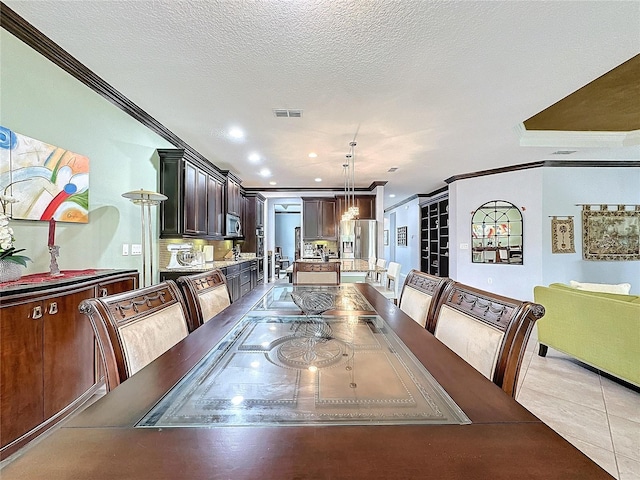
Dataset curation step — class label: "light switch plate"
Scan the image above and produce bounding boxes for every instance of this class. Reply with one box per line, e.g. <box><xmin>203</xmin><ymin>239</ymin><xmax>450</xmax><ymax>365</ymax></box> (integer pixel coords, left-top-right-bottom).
<box><xmin>122</xmin><ymin>244</ymin><xmax>129</xmax><ymax>256</ymax></box>
<box><xmin>131</xmin><ymin>244</ymin><xmax>142</xmax><ymax>255</ymax></box>
<box><xmin>460</xmin><ymin>243</ymin><xmax>469</xmax><ymax>250</ymax></box>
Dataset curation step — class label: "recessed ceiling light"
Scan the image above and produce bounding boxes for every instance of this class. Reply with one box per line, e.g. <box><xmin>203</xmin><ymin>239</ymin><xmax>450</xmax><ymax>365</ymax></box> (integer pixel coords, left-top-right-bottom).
<box><xmin>248</xmin><ymin>153</ymin><xmax>260</xmax><ymax>162</ymax></box>
<box><xmin>228</xmin><ymin>127</ymin><xmax>244</xmax><ymax>139</ymax></box>
<box><xmin>389</xmin><ymin>194</ymin><xmax>396</xmax><ymax>198</ymax></box>
<box><xmin>308</xmin><ymin>152</ymin><xmax>318</xmax><ymax>158</ymax></box>
<box><xmin>315</xmin><ymin>178</ymin><xmax>322</xmax><ymax>182</ymax></box>
<box><xmin>259</xmin><ymin>168</ymin><xmax>271</xmax><ymax>177</ymax></box>
<box><xmin>269</xmin><ymin>181</ymin><xmax>277</xmax><ymax>186</ymax></box>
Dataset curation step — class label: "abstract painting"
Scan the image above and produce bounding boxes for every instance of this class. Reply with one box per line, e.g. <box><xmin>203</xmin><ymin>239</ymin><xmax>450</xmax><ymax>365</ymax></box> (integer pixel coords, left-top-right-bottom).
<box><xmin>0</xmin><ymin>126</ymin><xmax>89</xmax><ymax>222</ymax></box>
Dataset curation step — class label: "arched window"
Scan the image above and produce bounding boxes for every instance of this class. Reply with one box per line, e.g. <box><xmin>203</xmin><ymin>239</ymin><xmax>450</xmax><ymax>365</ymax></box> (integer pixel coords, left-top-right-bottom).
<box><xmin>471</xmin><ymin>201</ymin><xmax>523</xmax><ymax>264</ymax></box>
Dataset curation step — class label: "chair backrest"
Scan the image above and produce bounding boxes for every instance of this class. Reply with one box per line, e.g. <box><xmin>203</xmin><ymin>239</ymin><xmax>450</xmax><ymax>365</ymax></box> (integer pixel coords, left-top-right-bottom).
<box><xmin>385</xmin><ymin>262</ymin><xmax>401</xmax><ymax>287</ymax></box>
<box><xmin>376</xmin><ymin>258</ymin><xmax>387</xmax><ymax>269</ymax></box>
<box><xmin>176</xmin><ymin>269</ymin><xmax>231</xmax><ymax>331</ymax></box>
<box><xmin>398</xmin><ymin>270</ymin><xmax>451</xmax><ymax>328</ymax></box>
<box><xmin>293</xmin><ymin>261</ymin><xmax>341</xmax><ymax>285</ymax></box>
<box><xmin>430</xmin><ymin>281</ymin><xmax>545</xmax><ymax>397</ymax></box>
<box><xmin>79</xmin><ymin>280</ymin><xmax>190</xmax><ymax>392</ymax></box>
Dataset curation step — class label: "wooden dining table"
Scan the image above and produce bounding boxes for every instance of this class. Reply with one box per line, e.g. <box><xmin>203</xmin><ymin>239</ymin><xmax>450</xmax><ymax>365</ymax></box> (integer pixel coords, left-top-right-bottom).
<box><xmin>0</xmin><ymin>283</ymin><xmax>610</xmax><ymax>479</ymax></box>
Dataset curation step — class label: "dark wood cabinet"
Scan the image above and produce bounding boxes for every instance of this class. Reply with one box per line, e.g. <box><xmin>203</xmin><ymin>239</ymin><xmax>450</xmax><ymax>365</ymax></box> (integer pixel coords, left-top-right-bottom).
<box><xmin>420</xmin><ymin>196</ymin><xmax>449</xmax><ymax>277</ymax></box>
<box><xmin>207</xmin><ymin>175</ymin><xmax>224</xmax><ymax>237</ymax></box>
<box><xmin>226</xmin><ymin>175</ymin><xmax>242</xmax><ymax>217</ymax></box>
<box><xmin>222</xmin><ymin>264</ymin><xmax>241</xmax><ymax>303</ymax></box>
<box><xmin>242</xmin><ymin>193</ymin><xmax>265</xmax><ymax>255</ymax></box>
<box><xmin>302</xmin><ymin>198</ymin><xmax>337</xmax><ymax>240</ymax></box>
<box><xmin>336</xmin><ymin>195</ymin><xmax>376</xmax><ymax>220</ymax></box>
<box><xmin>159</xmin><ymin>149</ymin><xmax>225</xmax><ymax>239</ymax></box>
<box><xmin>0</xmin><ymin>270</ymin><xmax>138</xmax><ymax>459</ymax></box>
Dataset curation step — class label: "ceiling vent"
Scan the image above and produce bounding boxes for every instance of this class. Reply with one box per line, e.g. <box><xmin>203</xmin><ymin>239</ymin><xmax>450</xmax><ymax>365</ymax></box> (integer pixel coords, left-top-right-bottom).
<box><xmin>551</xmin><ymin>150</ymin><xmax>577</xmax><ymax>155</ymax></box>
<box><xmin>387</xmin><ymin>167</ymin><xmax>399</xmax><ymax>172</ymax></box>
<box><xmin>273</xmin><ymin>109</ymin><xmax>303</xmax><ymax>118</ymax></box>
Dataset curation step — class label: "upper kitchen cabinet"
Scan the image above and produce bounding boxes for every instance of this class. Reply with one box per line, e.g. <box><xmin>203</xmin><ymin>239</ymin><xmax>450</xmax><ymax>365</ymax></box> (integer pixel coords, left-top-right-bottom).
<box><xmin>336</xmin><ymin>195</ymin><xmax>376</xmax><ymax>220</ymax></box>
<box><xmin>225</xmin><ymin>173</ymin><xmax>243</xmax><ymax>217</ymax></box>
<box><xmin>302</xmin><ymin>198</ymin><xmax>337</xmax><ymax>240</ymax></box>
<box><xmin>242</xmin><ymin>193</ymin><xmax>265</xmax><ymax>254</ymax></box>
<box><xmin>158</xmin><ymin>149</ymin><xmax>225</xmax><ymax>239</ymax></box>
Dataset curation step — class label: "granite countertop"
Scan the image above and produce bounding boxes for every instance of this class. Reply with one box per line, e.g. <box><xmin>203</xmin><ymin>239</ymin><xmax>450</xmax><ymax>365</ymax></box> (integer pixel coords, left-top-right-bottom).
<box><xmin>159</xmin><ymin>255</ymin><xmax>258</xmax><ymax>273</ymax></box>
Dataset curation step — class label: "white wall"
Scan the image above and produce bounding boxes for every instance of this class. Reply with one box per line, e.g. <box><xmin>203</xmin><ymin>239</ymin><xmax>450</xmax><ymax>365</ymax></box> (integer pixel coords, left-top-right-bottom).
<box><xmin>275</xmin><ymin>213</ymin><xmax>300</xmax><ymax>260</ymax></box>
<box><xmin>382</xmin><ymin>197</ymin><xmax>421</xmax><ymax>285</ymax></box>
<box><xmin>449</xmin><ymin>165</ymin><xmax>640</xmax><ymax>299</ymax></box>
<box><xmin>541</xmin><ymin>166</ymin><xmax>640</xmax><ymax>293</ymax></box>
<box><xmin>449</xmin><ymin>168</ymin><xmax>544</xmax><ymax>300</ymax></box>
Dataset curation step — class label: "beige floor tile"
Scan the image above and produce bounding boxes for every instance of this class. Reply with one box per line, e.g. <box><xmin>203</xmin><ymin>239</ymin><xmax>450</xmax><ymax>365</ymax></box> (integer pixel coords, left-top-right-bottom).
<box><xmin>617</xmin><ymin>455</ymin><xmax>640</xmax><ymax>480</ymax></box>
<box><xmin>601</xmin><ymin>377</ymin><xmax>640</xmax><ymax>424</ymax></box>
<box><xmin>523</xmin><ymin>355</ymin><xmax>606</xmax><ymax>412</ymax></box>
<box><xmin>609</xmin><ymin>415</ymin><xmax>640</xmax><ymax>461</ymax></box>
<box><xmin>565</xmin><ymin>435</ymin><xmax>619</xmax><ymax>479</ymax></box>
<box><xmin>517</xmin><ymin>385</ymin><xmax>614</xmax><ymax>451</ymax></box>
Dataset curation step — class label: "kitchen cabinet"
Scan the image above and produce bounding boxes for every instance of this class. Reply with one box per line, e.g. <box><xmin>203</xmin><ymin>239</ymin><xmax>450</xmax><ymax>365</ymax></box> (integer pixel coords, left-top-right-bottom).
<box><xmin>0</xmin><ymin>270</ymin><xmax>138</xmax><ymax>459</ymax></box>
<box><xmin>222</xmin><ymin>264</ymin><xmax>241</xmax><ymax>303</ymax></box>
<box><xmin>207</xmin><ymin>174</ymin><xmax>224</xmax><ymax>237</ymax></box>
<box><xmin>302</xmin><ymin>198</ymin><xmax>337</xmax><ymax>240</ymax></box>
<box><xmin>158</xmin><ymin>149</ymin><xmax>225</xmax><ymax>240</ymax></box>
<box><xmin>337</xmin><ymin>195</ymin><xmax>376</xmax><ymax>220</ymax></box>
<box><xmin>420</xmin><ymin>196</ymin><xmax>449</xmax><ymax>277</ymax></box>
<box><xmin>242</xmin><ymin>193</ymin><xmax>265</xmax><ymax>255</ymax></box>
<box><xmin>225</xmin><ymin>174</ymin><xmax>242</xmax><ymax>217</ymax></box>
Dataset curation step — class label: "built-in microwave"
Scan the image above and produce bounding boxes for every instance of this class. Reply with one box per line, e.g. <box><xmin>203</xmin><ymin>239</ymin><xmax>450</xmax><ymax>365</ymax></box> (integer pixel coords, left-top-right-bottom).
<box><xmin>226</xmin><ymin>214</ymin><xmax>242</xmax><ymax>237</ymax></box>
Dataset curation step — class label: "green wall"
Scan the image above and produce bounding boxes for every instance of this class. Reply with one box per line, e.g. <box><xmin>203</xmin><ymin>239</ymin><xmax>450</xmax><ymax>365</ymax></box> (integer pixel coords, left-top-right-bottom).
<box><xmin>0</xmin><ymin>30</ymin><xmax>174</xmax><ymax>276</ymax></box>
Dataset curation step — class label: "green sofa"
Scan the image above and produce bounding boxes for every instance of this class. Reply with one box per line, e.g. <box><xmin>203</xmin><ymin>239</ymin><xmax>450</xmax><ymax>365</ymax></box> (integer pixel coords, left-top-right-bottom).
<box><xmin>533</xmin><ymin>283</ymin><xmax>640</xmax><ymax>387</ymax></box>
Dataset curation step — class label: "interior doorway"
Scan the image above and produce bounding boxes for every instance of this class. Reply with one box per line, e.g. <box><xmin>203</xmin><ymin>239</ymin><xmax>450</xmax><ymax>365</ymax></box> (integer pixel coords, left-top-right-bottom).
<box><xmin>274</xmin><ymin>202</ymin><xmax>301</xmax><ymax>267</ymax></box>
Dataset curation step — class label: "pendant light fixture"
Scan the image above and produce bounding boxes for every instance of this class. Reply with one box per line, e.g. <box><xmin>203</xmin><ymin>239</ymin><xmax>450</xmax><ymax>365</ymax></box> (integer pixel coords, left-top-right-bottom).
<box><xmin>341</xmin><ymin>141</ymin><xmax>359</xmax><ymax>221</ymax></box>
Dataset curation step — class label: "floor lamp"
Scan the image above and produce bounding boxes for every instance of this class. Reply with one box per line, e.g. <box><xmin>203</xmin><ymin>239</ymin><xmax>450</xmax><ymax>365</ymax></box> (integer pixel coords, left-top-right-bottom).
<box><xmin>122</xmin><ymin>189</ymin><xmax>167</xmax><ymax>287</ymax></box>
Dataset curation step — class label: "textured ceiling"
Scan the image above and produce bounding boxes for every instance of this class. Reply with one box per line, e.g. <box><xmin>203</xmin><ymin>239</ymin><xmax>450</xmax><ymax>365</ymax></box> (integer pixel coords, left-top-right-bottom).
<box><xmin>4</xmin><ymin>0</ymin><xmax>640</xmax><ymax>207</ymax></box>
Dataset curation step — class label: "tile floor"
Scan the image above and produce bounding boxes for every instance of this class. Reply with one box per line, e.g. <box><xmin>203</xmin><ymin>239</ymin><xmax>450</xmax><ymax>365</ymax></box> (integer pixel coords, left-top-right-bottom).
<box><xmin>516</xmin><ymin>329</ymin><xmax>640</xmax><ymax>479</ymax></box>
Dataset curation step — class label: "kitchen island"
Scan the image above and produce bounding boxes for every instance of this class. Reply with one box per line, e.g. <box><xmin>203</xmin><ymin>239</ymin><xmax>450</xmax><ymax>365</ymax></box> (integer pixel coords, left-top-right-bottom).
<box><xmin>285</xmin><ymin>258</ymin><xmax>384</xmax><ymax>283</ymax></box>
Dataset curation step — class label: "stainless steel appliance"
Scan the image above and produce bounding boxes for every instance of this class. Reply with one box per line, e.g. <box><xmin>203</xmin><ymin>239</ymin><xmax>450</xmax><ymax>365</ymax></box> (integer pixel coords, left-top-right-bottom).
<box><xmin>226</xmin><ymin>213</ymin><xmax>242</xmax><ymax>237</ymax></box>
<box><xmin>339</xmin><ymin>220</ymin><xmax>377</xmax><ymax>260</ymax></box>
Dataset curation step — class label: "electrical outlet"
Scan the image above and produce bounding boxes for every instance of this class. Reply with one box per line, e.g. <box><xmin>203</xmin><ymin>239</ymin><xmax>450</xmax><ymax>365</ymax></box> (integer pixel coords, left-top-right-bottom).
<box><xmin>460</xmin><ymin>243</ymin><xmax>469</xmax><ymax>250</ymax></box>
<box><xmin>131</xmin><ymin>244</ymin><xmax>142</xmax><ymax>255</ymax></box>
<box><xmin>487</xmin><ymin>277</ymin><xmax>493</xmax><ymax>285</ymax></box>
<box><xmin>122</xmin><ymin>243</ymin><xmax>129</xmax><ymax>256</ymax></box>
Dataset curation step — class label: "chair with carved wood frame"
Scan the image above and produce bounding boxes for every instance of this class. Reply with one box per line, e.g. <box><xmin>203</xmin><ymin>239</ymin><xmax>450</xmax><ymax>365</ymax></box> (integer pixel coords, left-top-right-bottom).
<box><xmin>397</xmin><ymin>270</ymin><xmax>452</xmax><ymax>328</ymax></box>
<box><xmin>79</xmin><ymin>280</ymin><xmax>191</xmax><ymax>392</ymax></box>
<box><xmin>292</xmin><ymin>261</ymin><xmax>341</xmax><ymax>285</ymax></box>
<box><xmin>176</xmin><ymin>269</ymin><xmax>232</xmax><ymax>332</ymax></box>
<box><xmin>429</xmin><ymin>281</ymin><xmax>545</xmax><ymax>398</ymax></box>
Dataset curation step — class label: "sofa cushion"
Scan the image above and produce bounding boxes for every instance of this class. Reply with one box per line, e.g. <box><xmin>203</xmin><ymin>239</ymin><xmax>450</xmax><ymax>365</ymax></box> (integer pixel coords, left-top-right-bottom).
<box><xmin>569</xmin><ymin>280</ymin><xmax>631</xmax><ymax>295</ymax></box>
<box><xmin>550</xmin><ymin>284</ymin><xmax>639</xmax><ymax>302</ymax></box>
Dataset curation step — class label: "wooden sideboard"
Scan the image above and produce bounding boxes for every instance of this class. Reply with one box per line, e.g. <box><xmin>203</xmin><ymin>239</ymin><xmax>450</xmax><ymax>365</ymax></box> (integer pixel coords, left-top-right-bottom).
<box><xmin>0</xmin><ymin>269</ymin><xmax>138</xmax><ymax>459</ymax></box>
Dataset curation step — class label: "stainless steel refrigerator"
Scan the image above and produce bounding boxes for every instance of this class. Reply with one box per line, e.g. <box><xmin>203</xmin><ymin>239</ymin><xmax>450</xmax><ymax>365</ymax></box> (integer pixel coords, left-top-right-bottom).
<box><xmin>339</xmin><ymin>220</ymin><xmax>377</xmax><ymax>260</ymax></box>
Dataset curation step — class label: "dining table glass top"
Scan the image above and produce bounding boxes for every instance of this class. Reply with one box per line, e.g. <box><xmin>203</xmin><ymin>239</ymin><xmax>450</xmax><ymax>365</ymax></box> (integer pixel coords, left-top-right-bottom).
<box><xmin>137</xmin><ymin>285</ymin><xmax>470</xmax><ymax>428</ymax></box>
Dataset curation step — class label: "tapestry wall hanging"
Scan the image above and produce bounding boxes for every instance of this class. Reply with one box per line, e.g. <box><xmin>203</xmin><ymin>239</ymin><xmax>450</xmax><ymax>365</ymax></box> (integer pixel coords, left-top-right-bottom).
<box><xmin>581</xmin><ymin>205</ymin><xmax>640</xmax><ymax>261</ymax></box>
<box><xmin>550</xmin><ymin>216</ymin><xmax>575</xmax><ymax>254</ymax></box>
<box><xmin>397</xmin><ymin>226</ymin><xmax>407</xmax><ymax>246</ymax></box>
<box><xmin>0</xmin><ymin>125</ymin><xmax>90</xmax><ymax>223</ymax></box>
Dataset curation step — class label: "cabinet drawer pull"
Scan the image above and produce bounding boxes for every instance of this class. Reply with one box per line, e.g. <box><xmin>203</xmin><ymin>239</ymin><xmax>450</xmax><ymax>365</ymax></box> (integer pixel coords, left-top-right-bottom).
<box><xmin>32</xmin><ymin>305</ymin><xmax>43</xmax><ymax>319</ymax></box>
<box><xmin>48</xmin><ymin>302</ymin><xmax>58</xmax><ymax>315</ymax></box>
<box><xmin>100</xmin><ymin>288</ymin><xmax>108</xmax><ymax>297</ymax></box>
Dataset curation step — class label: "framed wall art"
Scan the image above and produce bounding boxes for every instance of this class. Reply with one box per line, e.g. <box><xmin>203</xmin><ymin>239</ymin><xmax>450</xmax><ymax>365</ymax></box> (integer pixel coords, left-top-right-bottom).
<box><xmin>397</xmin><ymin>226</ymin><xmax>407</xmax><ymax>247</ymax></box>
<box><xmin>550</xmin><ymin>216</ymin><xmax>575</xmax><ymax>254</ymax></box>
<box><xmin>581</xmin><ymin>205</ymin><xmax>640</xmax><ymax>261</ymax></box>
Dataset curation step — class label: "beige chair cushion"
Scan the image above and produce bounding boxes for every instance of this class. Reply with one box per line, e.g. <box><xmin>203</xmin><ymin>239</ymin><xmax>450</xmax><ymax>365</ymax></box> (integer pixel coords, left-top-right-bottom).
<box><xmin>199</xmin><ymin>284</ymin><xmax>231</xmax><ymax>322</ymax></box>
<box><xmin>296</xmin><ymin>271</ymin><xmax>339</xmax><ymax>284</ymax></box>
<box><xmin>434</xmin><ymin>305</ymin><xmax>505</xmax><ymax>380</ymax></box>
<box><xmin>118</xmin><ymin>303</ymin><xmax>189</xmax><ymax>375</ymax></box>
<box><xmin>399</xmin><ymin>286</ymin><xmax>433</xmax><ymax>328</ymax></box>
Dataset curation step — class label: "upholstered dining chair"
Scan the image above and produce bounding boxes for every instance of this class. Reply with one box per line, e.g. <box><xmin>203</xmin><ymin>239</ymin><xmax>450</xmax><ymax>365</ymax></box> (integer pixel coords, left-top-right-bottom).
<box><xmin>293</xmin><ymin>261</ymin><xmax>341</xmax><ymax>285</ymax></box>
<box><xmin>375</xmin><ymin>258</ymin><xmax>387</xmax><ymax>283</ymax></box>
<box><xmin>176</xmin><ymin>269</ymin><xmax>232</xmax><ymax>332</ymax></box>
<box><xmin>429</xmin><ymin>281</ymin><xmax>545</xmax><ymax>397</ymax></box>
<box><xmin>79</xmin><ymin>280</ymin><xmax>191</xmax><ymax>392</ymax></box>
<box><xmin>373</xmin><ymin>261</ymin><xmax>402</xmax><ymax>304</ymax></box>
<box><xmin>397</xmin><ymin>270</ymin><xmax>452</xmax><ymax>328</ymax></box>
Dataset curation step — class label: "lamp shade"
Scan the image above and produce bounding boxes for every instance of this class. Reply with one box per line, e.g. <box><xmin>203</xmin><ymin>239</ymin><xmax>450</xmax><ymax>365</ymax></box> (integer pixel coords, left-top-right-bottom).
<box><xmin>122</xmin><ymin>189</ymin><xmax>167</xmax><ymax>205</ymax></box>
